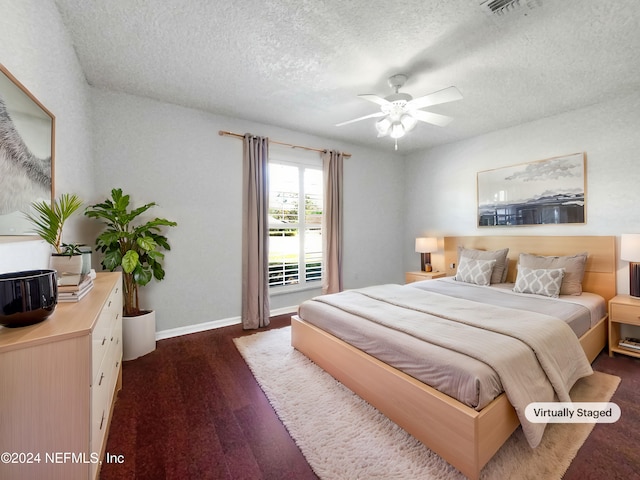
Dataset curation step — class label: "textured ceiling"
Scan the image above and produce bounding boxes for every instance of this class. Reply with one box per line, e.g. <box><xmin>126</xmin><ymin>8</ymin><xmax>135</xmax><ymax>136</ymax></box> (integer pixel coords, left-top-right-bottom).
<box><xmin>54</xmin><ymin>0</ymin><xmax>640</xmax><ymax>153</ymax></box>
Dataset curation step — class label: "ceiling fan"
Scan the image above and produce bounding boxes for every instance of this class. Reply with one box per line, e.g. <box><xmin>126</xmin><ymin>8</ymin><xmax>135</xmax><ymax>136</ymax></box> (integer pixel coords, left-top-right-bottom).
<box><xmin>336</xmin><ymin>74</ymin><xmax>463</xmax><ymax>148</ymax></box>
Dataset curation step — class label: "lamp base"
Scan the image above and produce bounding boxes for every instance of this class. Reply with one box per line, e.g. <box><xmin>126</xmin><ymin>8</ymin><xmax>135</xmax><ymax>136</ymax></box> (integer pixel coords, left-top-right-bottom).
<box><xmin>630</xmin><ymin>262</ymin><xmax>640</xmax><ymax>297</ymax></box>
<box><xmin>420</xmin><ymin>253</ymin><xmax>432</xmax><ymax>272</ymax></box>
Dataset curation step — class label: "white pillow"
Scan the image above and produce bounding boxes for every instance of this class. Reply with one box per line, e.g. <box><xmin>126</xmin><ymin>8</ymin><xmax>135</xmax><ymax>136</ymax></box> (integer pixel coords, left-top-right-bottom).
<box><xmin>455</xmin><ymin>257</ymin><xmax>496</xmax><ymax>286</ymax></box>
<box><xmin>513</xmin><ymin>265</ymin><xmax>565</xmax><ymax>298</ymax></box>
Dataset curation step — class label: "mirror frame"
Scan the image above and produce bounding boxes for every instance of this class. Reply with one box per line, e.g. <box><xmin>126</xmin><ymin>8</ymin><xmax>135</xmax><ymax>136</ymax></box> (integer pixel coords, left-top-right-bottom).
<box><xmin>0</xmin><ymin>63</ymin><xmax>55</xmax><ymax>235</ymax></box>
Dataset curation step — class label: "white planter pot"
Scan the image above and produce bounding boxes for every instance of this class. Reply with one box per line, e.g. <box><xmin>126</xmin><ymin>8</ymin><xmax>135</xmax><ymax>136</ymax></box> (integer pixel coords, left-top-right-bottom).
<box><xmin>49</xmin><ymin>254</ymin><xmax>83</xmax><ymax>276</ymax></box>
<box><xmin>122</xmin><ymin>310</ymin><xmax>156</xmax><ymax>361</ymax></box>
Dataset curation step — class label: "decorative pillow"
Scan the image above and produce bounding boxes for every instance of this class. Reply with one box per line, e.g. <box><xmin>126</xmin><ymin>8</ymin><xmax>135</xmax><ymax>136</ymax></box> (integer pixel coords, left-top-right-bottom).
<box><xmin>455</xmin><ymin>257</ymin><xmax>496</xmax><ymax>286</ymax></box>
<box><xmin>518</xmin><ymin>252</ymin><xmax>587</xmax><ymax>295</ymax></box>
<box><xmin>458</xmin><ymin>247</ymin><xmax>509</xmax><ymax>284</ymax></box>
<box><xmin>513</xmin><ymin>266</ymin><xmax>565</xmax><ymax>298</ymax></box>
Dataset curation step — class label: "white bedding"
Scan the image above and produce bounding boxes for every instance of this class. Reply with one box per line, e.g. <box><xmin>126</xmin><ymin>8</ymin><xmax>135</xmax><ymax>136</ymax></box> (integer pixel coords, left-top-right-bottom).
<box><xmin>297</xmin><ymin>278</ymin><xmax>605</xmax><ymax>447</ymax></box>
<box><xmin>413</xmin><ymin>277</ymin><xmax>605</xmax><ymax>331</ymax></box>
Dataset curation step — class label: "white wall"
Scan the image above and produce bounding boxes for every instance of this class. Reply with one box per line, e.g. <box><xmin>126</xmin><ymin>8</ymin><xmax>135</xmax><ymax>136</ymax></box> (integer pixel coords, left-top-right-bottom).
<box><xmin>0</xmin><ymin>0</ymin><xmax>96</xmax><ymax>270</ymax></box>
<box><xmin>90</xmin><ymin>88</ymin><xmax>404</xmax><ymax>332</ymax></box>
<box><xmin>12</xmin><ymin>0</ymin><xmax>632</xmax><ymax>332</ymax></box>
<box><xmin>403</xmin><ymin>91</ymin><xmax>640</xmax><ymax>294</ymax></box>
<box><xmin>0</xmin><ymin>0</ymin><xmax>404</xmax><ymax>333</ymax></box>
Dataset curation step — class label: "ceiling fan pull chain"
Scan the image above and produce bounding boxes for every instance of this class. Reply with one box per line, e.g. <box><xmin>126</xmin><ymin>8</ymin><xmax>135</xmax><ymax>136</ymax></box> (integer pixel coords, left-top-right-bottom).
<box><xmin>395</xmin><ymin>138</ymin><xmax>398</xmax><ymax>151</ymax></box>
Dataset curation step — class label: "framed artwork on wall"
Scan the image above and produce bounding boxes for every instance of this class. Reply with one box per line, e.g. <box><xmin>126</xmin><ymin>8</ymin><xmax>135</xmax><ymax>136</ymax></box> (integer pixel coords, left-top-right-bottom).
<box><xmin>0</xmin><ymin>63</ymin><xmax>55</xmax><ymax>235</ymax></box>
<box><xmin>477</xmin><ymin>152</ymin><xmax>585</xmax><ymax>227</ymax></box>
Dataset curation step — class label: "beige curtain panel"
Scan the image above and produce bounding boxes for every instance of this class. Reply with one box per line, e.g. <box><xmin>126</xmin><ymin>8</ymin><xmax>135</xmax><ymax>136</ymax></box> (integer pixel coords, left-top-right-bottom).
<box><xmin>241</xmin><ymin>134</ymin><xmax>270</xmax><ymax>329</ymax></box>
<box><xmin>322</xmin><ymin>150</ymin><xmax>344</xmax><ymax>294</ymax></box>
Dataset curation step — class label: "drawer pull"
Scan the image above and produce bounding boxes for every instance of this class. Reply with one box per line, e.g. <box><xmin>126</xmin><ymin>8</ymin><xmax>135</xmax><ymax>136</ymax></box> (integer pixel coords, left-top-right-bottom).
<box><xmin>108</xmin><ymin>300</ymin><xmax>112</xmax><ymax>307</ymax></box>
<box><xmin>116</xmin><ymin>361</ymin><xmax>120</xmax><ymax>368</ymax></box>
<box><xmin>99</xmin><ymin>411</ymin><xmax>105</xmax><ymax>430</ymax></box>
<box><xmin>99</xmin><ymin>372</ymin><xmax>105</xmax><ymax>386</ymax></box>
<box><xmin>102</xmin><ymin>337</ymin><xmax>107</xmax><ymax>346</ymax></box>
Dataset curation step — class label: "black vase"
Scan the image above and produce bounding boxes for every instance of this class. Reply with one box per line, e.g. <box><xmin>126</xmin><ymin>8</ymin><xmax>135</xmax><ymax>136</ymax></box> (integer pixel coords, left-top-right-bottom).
<box><xmin>0</xmin><ymin>269</ymin><xmax>58</xmax><ymax>328</ymax></box>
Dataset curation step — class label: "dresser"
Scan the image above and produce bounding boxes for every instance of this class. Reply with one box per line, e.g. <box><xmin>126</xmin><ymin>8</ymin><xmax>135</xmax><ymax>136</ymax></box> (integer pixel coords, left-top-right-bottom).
<box><xmin>0</xmin><ymin>272</ymin><xmax>122</xmax><ymax>480</ymax></box>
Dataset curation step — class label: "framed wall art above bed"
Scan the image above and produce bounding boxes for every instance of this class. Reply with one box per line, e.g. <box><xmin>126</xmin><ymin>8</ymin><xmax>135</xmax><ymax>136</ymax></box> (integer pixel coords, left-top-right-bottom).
<box><xmin>477</xmin><ymin>152</ymin><xmax>585</xmax><ymax>227</ymax></box>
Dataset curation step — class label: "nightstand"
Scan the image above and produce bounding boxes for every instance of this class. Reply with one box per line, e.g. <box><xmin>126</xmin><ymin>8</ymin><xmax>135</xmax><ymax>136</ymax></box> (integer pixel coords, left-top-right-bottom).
<box><xmin>608</xmin><ymin>294</ymin><xmax>640</xmax><ymax>358</ymax></box>
<box><xmin>405</xmin><ymin>271</ymin><xmax>446</xmax><ymax>284</ymax></box>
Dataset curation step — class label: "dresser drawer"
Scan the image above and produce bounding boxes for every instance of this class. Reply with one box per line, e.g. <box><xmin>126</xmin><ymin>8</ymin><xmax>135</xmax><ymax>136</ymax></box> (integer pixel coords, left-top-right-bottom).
<box><xmin>91</xmin><ymin>330</ymin><xmax>122</xmax><ymax>456</ymax></box>
<box><xmin>90</xmin><ymin>366</ymin><xmax>111</xmax><ymax>456</ymax></box>
<box><xmin>92</xmin><ymin>284</ymin><xmax>121</xmax><ymax>381</ymax></box>
<box><xmin>610</xmin><ymin>303</ymin><xmax>640</xmax><ymax>326</ymax></box>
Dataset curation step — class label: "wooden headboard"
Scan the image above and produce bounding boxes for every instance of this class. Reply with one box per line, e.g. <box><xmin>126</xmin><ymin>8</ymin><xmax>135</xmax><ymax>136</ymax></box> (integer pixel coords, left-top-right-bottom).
<box><xmin>439</xmin><ymin>236</ymin><xmax>616</xmax><ymax>302</ymax></box>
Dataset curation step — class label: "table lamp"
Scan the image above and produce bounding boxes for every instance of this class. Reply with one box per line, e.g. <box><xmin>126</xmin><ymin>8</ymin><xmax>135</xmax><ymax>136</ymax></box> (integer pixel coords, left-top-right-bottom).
<box><xmin>415</xmin><ymin>237</ymin><xmax>438</xmax><ymax>272</ymax></box>
<box><xmin>621</xmin><ymin>234</ymin><xmax>640</xmax><ymax>297</ymax></box>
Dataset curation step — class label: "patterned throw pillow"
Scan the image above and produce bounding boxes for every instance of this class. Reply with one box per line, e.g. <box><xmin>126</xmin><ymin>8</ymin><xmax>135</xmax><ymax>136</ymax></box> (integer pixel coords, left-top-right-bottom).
<box><xmin>455</xmin><ymin>257</ymin><xmax>496</xmax><ymax>286</ymax></box>
<box><xmin>458</xmin><ymin>247</ymin><xmax>509</xmax><ymax>284</ymax></box>
<box><xmin>518</xmin><ymin>252</ymin><xmax>587</xmax><ymax>295</ymax></box>
<box><xmin>513</xmin><ymin>265</ymin><xmax>565</xmax><ymax>298</ymax></box>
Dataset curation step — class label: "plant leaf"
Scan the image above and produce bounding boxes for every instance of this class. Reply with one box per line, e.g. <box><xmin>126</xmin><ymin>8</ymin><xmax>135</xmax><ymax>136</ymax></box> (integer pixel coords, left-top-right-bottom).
<box><xmin>102</xmin><ymin>249</ymin><xmax>122</xmax><ymax>271</ymax></box>
<box><xmin>136</xmin><ymin>236</ymin><xmax>157</xmax><ymax>252</ymax></box>
<box><xmin>121</xmin><ymin>250</ymin><xmax>139</xmax><ymax>274</ymax></box>
<box><xmin>134</xmin><ymin>265</ymin><xmax>153</xmax><ymax>286</ymax></box>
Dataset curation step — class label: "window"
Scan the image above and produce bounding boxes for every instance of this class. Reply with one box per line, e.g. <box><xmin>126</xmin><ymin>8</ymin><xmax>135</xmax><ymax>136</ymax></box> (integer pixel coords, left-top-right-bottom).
<box><xmin>268</xmin><ymin>159</ymin><xmax>323</xmax><ymax>290</ymax></box>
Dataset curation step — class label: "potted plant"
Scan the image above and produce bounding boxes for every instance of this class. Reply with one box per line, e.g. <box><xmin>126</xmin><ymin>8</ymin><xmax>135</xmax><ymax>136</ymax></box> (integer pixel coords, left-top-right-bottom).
<box><xmin>84</xmin><ymin>188</ymin><xmax>177</xmax><ymax>360</ymax></box>
<box><xmin>24</xmin><ymin>193</ymin><xmax>85</xmax><ymax>275</ymax></box>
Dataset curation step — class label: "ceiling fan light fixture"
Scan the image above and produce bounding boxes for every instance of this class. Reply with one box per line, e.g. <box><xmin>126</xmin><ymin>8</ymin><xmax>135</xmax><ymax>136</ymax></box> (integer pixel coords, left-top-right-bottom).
<box><xmin>390</xmin><ymin>121</ymin><xmax>405</xmax><ymax>139</ymax></box>
<box><xmin>376</xmin><ymin>117</ymin><xmax>392</xmax><ymax>135</ymax></box>
<box><xmin>400</xmin><ymin>114</ymin><xmax>418</xmax><ymax>132</ymax></box>
<box><xmin>336</xmin><ymin>74</ymin><xmax>463</xmax><ymax>148</ymax></box>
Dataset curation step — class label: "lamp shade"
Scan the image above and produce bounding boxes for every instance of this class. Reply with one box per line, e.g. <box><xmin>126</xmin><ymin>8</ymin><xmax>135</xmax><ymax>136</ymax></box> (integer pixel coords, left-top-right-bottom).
<box><xmin>621</xmin><ymin>234</ymin><xmax>640</xmax><ymax>262</ymax></box>
<box><xmin>415</xmin><ymin>237</ymin><xmax>438</xmax><ymax>253</ymax></box>
<box><xmin>376</xmin><ymin>117</ymin><xmax>391</xmax><ymax>136</ymax></box>
<box><xmin>389</xmin><ymin>121</ymin><xmax>405</xmax><ymax>139</ymax></box>
<box><xmin>400</xmin><ymin>114</ymin><xmax>417</xmax><ymax>132</ymax></box>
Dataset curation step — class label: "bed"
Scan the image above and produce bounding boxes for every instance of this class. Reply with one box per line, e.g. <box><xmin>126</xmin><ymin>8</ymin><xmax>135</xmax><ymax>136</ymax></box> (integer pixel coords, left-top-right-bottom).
<box><xmin>291</xmin><ymin>236</ymin><xmax>615</xmax><ymax>480</ymax></box>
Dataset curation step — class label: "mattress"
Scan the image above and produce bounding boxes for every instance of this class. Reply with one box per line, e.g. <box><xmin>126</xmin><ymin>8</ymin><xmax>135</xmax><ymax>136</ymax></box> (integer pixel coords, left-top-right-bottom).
<box><xmin>296</xmin><ymin>278</ymin><xmax>605</xmax><ymax>410</ymax></box>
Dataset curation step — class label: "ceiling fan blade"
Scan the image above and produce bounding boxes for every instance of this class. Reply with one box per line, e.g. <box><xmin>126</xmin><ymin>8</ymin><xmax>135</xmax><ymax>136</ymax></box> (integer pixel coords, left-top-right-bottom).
<box><xmin>406</xmin><ymin>86</ymin><xmax>463</xmax><ymax>110</ymax></box>
<box><xmin>335</xmin><ymin>111</ymin><xmax>386</xmax><ymax>127</ymax></box>
<box><xmin>357</xmin><ymin>94</ymin><xmax>391</xmax><ymax>107</ymax></box>
<box><xmin>410</xmin><ymin>110</ymin><xmax>454</xmax><ymax>127</ymax></box>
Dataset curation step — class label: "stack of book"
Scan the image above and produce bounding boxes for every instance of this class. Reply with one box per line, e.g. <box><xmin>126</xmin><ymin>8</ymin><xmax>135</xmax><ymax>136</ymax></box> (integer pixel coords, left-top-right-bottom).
<box><xmin>57</xmin><ymin>270</ymin><xmax>95</xmax><ymax>303</ymax></box>
<box><xmin>618</xmin><ymin>337</ymin><xmax>640</xmax><ymax>352</ymax></box>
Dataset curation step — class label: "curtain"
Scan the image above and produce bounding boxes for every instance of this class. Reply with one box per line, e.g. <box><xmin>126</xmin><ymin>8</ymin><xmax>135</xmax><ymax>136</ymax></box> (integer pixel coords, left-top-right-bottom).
<box><xmin>241</xmin><ymin>134</ymin><xmax>270</xmax><ymax>329</ymax></box>
<box><xmin>321</xmin><ymin>150</ymin><xmax>344</xmax><ymax>294</ymax></box>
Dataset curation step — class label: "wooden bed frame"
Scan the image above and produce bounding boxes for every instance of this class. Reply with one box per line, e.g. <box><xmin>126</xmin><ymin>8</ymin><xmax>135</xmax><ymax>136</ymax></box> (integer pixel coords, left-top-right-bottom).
<box><xmin>291</xmin><ymin>236</ymin><xmax>615</xmax><ymax>480</ymax></box>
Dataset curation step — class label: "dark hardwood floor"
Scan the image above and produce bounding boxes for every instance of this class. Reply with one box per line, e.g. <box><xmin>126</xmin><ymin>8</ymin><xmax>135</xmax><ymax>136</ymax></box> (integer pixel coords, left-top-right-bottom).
<box><xmin>100</xmin><ymin>315</ymin><xmax>640</xmax><ymax>480</ymax></box>
<box><xmin>100</xmin><ymin>314</ymin><xmax>316</xmax><ymax>480</ymax></box>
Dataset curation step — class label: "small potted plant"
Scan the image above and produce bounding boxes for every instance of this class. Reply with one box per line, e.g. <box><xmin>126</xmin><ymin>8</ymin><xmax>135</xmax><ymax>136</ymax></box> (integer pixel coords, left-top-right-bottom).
<box><xmin>85</xmin><ymin>188</ymin><xmax>177</xmax><ymax>360</ymax></box>
<box><xmin>24</xmin><ymin>193</ymin><xmax>85</xmax><ymax>276</ymax></box>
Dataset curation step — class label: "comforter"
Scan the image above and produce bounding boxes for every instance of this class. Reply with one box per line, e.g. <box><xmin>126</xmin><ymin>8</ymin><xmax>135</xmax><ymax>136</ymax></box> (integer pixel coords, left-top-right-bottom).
<box><xmin>313</xmin><ymin>284</ymin><xmax>593</xmax><ymax>447</ymax></box>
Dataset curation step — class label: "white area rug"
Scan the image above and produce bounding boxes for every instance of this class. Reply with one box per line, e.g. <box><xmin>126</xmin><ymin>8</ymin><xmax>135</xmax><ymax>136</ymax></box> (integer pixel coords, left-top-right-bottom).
<box><xmin>234</xmin><ymin>327</ymin><xmax>620</xmax><ymax>480</ymax></box>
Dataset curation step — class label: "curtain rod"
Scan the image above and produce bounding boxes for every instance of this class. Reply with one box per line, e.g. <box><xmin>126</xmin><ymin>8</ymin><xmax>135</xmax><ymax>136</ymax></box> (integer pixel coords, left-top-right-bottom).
<box><xmin>218</xmin><ymin>130</ymin><xmax>351</xmax><ymax>158</ymax></box>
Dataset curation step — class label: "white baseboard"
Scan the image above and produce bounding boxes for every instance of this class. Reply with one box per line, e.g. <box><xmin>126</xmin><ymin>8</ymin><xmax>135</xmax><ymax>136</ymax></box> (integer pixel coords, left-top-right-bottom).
<box><xmin>155</xmin><ymin>305</ymin><xmax>297</xmax><ymax>341</ymax></box>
